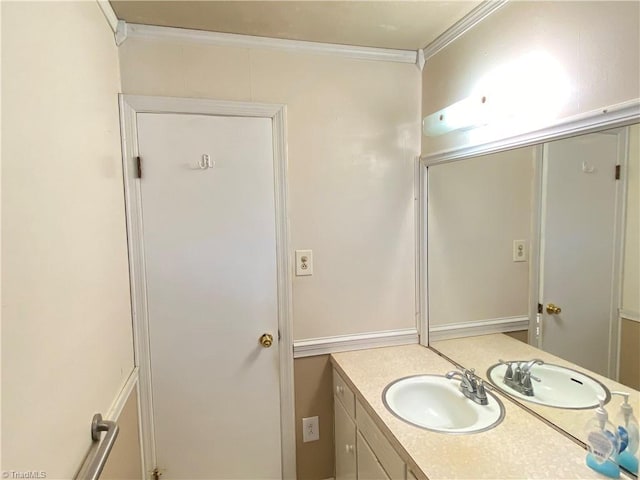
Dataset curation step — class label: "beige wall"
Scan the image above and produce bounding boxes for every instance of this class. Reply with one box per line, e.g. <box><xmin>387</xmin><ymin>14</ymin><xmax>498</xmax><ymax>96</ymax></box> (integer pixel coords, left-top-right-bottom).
<box><xmin>505</xmin><ymin>329</ymin><xmax>528</xmax><ymax>344</ymax></box>
<box><xmin>619</xmin><ymin>319</ymin><xmax>640</xmax><ymax>390</ymax></box>
<box><xmin>1</xmin><ymin>2</ymin><xmax>135</xmax><ymax>477</ymax></box>
<box><xmin>294</xmin><ymin>356</ymin><xmax>334</xmax><ymax>480</ymax></box>
<box><xmin>623</xmin><ymin>124</ymin><xmax>639</xmax><ymax>315</ymax></box>
<box><xmin>118</xmin><ymin>37</ymin><xmax>421</xmax><ymax>341</ymax></box>
<box><xmin>421</xmin><ymin>1</ymin><xmax>640</xmax><ymax>156</ymax></box>
<box><xmin>102</xmin><ymin>388</ymin><xmax>143</xmax><ymax>480</ymax></box>
<box><xmin>427</xmin><ymin>147</ymin><xmax>535</xmax><ymax>326</ymax></box>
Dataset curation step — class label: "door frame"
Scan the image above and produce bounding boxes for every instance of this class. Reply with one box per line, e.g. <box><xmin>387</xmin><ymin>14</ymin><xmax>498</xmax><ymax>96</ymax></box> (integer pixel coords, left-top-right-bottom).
<box><xmin>533</xmin><ymin>128</ymin><xmax>629</xmax><ymax>380</ymax></box>
<box><xmin>119</xmin><ymin>94</ymin><xmax>296</xmax><ymax>479</ymax></box>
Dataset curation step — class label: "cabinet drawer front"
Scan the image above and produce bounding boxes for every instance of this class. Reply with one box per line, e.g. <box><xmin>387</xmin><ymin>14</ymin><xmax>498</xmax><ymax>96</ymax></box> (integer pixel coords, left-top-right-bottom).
<box><xmin>357</xmin><ymin>432</ymin><xmax>391</xmax><ymax>480</ymax></box>
<box><xmin>356</xmin><ymin>400</ymin><xmax>405</xmax><ymax>480</ymax></box>
<box><xmin>335</xmin><ymin>396</ymin><xmax>357</xmax><ymax>480</ymax></box>
<box><xmin>333</xmin><ymin>369</ymin><xmax>355</xmax><ymax>419</ymax></box>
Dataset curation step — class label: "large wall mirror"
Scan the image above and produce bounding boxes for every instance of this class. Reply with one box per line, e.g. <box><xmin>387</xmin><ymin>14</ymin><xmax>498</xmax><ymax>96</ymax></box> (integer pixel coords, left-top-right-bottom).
<box><xmin>424</xmin><ymin>122</ymin><xmax>639</xmax><ymax>454</ymax></box>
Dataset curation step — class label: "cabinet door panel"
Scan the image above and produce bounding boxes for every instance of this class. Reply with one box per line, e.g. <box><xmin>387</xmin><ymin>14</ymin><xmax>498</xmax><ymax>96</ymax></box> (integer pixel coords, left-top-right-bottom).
<box><xmin>333</xmin><ymin>369</ymin><xmax>356</xmax><ymax>418</ymax></box>
<box><xmin>356</xmin><ymin>400</ymin><xmax>405</xmax><ymax>479</ymax></box>
<box><xmin>335</xmin><ymin>396</ymin><xmax>356</xmax><ymax>480</ymax></box>
<box><xmin>357</xmin><ymin>432</ymin><xmax>391</xmax><ymax>480</ymax></box>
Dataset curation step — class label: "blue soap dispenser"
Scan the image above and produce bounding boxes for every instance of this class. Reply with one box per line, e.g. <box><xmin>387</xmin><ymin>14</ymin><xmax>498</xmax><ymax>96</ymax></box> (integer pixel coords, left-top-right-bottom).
<box><xmin>585</xmin><ymin>396</ymin><xmax>621</xmax><ymax>478</ymax></box>
<box><xmin>612</xmin><ymin>391</ymin><xmax>639</xmax><ymax>475</ymax></box>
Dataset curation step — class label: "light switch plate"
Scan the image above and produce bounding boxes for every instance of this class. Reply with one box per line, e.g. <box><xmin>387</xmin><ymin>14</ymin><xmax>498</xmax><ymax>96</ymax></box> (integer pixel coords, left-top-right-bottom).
<box><xmin>295</xmin><ymin>250</ymin><xmax>313</xmax><ymax>276</ymax></box>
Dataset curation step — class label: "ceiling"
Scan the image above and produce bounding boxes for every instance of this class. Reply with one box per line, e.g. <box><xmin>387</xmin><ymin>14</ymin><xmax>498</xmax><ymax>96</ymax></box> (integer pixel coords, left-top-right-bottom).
<box><xmin>109</xmin><ymin>1</ymin><xmax>483</xmax><ymax>50</ymax></box>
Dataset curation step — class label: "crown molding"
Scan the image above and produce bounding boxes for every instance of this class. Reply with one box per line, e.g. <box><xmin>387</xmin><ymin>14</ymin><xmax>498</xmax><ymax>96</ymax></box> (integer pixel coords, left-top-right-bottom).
<box><xmin>96</xmin><ymin>0</ymin><xmax>118</xmax><ymax>34</ymax></box>
<box><xmin>422</xmin><ymin>0</ymin><xmax>509</xmax><ymax>62</ymax></box>
<box><xmin>123</xmin><ymin>23</ymin><xmax>418</xmax><ymax>64</ymax></box>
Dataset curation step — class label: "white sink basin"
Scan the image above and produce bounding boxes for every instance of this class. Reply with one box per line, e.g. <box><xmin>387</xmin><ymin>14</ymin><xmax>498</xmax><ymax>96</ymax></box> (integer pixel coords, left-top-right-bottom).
<box><xmin>487</xmin><ymin>363</ymin><xmax>610</xmax><ymax>409</ymax></box>
<box><xmin>382</xmin><ymin>375</ymin><xmax>505</xmax><ymax>434</ymax></box>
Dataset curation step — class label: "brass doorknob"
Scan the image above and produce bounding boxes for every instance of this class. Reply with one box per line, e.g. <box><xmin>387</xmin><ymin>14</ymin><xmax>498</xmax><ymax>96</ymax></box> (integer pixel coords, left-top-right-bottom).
<box><xmin>259</xmin><ymin>333</ymin><xmax>273</xmax><ymax>348</ymax></box>
<box><xmin>546</xmin><ymin>303</ymin><xmax>562</xmax><ymax>314</ymax></box>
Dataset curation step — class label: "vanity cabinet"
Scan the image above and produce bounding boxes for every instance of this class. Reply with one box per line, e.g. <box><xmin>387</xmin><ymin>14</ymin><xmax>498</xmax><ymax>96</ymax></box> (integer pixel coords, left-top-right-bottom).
<box><xmin>335</xmin><ymin>397</ymin><xmax>357</xmax><ymax>480</ymax></box>
<box><xmin>334</xmin><ymin>369</ymin><xmax>408</xmax><ymax>480</ymax></box>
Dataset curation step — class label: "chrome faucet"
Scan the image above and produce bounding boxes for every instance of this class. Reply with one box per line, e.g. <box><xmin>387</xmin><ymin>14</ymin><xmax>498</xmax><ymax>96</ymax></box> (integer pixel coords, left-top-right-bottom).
<box><xmin>522</xmin><ymin>358</ymin><xmax>544</xmax><ymax>373</ymax></box>
<box><xmin>446</xmin><ymin>368</ymin><xmax>489</xmax><ymax>405</ymax></box>
<box><xmin>499</xmin><ymin>359</ymin><xmax>543</xmax><ymax>396</ymax></box>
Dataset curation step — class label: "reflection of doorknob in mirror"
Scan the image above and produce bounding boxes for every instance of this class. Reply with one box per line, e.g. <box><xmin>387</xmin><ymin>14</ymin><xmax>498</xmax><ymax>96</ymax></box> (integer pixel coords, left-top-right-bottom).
<box><xmin>546</xmin><ymin>303</ymin><xmax>562</xmax><ymax>314</ymax></box>
<box><xmin>259</xmin><ymin>333</ymin><xmax>274</xmax><ymax>348</ymax></box>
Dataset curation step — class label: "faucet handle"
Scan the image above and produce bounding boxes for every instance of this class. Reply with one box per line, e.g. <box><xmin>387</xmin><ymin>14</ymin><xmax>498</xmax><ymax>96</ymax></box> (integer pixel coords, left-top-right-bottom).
<box><xmin>512</xmin><ymin>362</ymin><xmax>523</xmax><ymax>383</ymax></box>
<box><xmin>521</xmin><ymin>371</ymin><xmax>541</xmax><ymax>395</ymax></box>
<box><xmin>499</xmin><ymin>359</ymin><xmax>514</xmax><ymax>380</ymax></box>
<box><xmin>464</xmin><ymin>368</ymin><xmax>479</xmax><ymax>392</ymax></box>
<box><xmin>527</xmin><ymin>372</ymin><xmax>541</xmax><ymax>383</ymax></box>
<box><xmin>476</xmin><ymin>379</ymin><xmax>489</xmax><ymax>404</ymax></box>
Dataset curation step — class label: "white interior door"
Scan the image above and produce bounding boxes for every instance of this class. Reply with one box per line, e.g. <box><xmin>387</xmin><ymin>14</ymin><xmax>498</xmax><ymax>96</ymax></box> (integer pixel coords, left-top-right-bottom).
<box><xmin>136</xmin><ymin>112</ymin><xmax>282</xmax><ymax>479</ymax></box>
<box><xmin>539</xmin><ymin>131</ymin><xmax>622</xmax><ymax>377</ymax></box>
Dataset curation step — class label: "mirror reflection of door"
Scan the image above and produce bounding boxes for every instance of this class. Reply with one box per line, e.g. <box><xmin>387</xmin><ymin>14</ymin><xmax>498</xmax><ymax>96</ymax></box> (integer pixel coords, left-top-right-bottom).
<box><xmin>426</xmin><ymin>123</ymin><xmax>639</xmax><ymax>389</ymax></box>
<box><xmin>538</xmin><ymin>130</ymin><xmax>625</xmax><ymax>378</ymax></box>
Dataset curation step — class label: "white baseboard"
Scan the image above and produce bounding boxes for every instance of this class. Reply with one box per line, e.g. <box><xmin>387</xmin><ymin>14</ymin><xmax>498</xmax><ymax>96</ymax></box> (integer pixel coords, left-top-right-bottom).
<box><xmin>429</xmin><ymin>316</ymin><xmax>529</xmax><ymax>342</ymax></box>
<box><xmin>293</xmin><ymin>328</ymin><xmax>419</xmax><ymax>358</ymax></box>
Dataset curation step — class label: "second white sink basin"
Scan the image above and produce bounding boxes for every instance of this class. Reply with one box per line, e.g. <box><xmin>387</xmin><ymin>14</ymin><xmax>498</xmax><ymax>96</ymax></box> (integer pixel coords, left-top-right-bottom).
<box><xmin>487</xmin><ymin>363</ymin><xmax>610</xmax><ymax>409</ymax></box>
<box><xmin>382</xmin><ymin>375</ymin><xmax>505</xmax><ymax>434</ymax></box>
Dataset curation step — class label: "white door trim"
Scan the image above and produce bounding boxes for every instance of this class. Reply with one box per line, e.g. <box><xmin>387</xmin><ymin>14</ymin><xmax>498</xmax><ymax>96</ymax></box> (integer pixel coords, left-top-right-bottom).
<box><xmin>416</xmin><ymin>159</ymin><xmax>428</xmax><ymax>346</ymax></box>
<box><xmin>528</xmin><ymin>146</ymin><xmax>544</xmax><ymax>348</ymax></box>
<box><xmin>119</xmin><ymin>94</ymin><xmax>296</xmax><ymax>479</ymax></box>
<box><xmin>611</xmin><ymin>128</ymin><xmax>630</xmax><ymax>381</ymax></box>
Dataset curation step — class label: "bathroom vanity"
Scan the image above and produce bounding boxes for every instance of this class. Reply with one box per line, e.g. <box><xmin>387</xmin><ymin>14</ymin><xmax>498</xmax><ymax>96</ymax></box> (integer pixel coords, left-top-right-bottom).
<box><xmin>331</xmin><ymin>344</ymin><xmax>635</xmax><ymax>480</ymax></box>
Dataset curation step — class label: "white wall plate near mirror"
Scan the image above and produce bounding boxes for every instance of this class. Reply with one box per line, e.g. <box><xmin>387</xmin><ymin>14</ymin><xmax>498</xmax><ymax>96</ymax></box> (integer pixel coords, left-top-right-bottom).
<box><xmin>422</xmin><ymin>120</ymin><xmax>639</xmax><ymax>472</ymax></box>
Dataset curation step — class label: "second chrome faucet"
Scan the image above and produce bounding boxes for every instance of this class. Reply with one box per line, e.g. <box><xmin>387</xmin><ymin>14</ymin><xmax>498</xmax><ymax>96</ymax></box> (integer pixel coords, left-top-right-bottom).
<box><xmin>499</xmin><ymin>358</ymin><xmax>544</xmax><ymax>396</ymax></box>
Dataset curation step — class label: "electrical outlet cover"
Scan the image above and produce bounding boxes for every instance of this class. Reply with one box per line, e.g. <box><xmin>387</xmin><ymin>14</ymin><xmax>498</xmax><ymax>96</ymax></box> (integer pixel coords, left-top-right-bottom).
<box><xmin>295</xmin><ymin>250</ymin><xmax>313</xmax><ymax>276</ymax></box>
<box><xmin>302</xmin><ymin>416</ymin><xmax>319</xmax><ymax>442</ymax></box>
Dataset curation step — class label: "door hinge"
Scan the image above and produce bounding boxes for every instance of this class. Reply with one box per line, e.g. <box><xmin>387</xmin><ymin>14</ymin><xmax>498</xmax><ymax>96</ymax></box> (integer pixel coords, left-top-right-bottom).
<box><xmin>151</xmin><ymin>467</ymin><xmax>162</xmax><ymax>480</ymax></box>
<box><xmin>278</xmin><ymin>329</ymin><xmax>281</xmax><ymax>341</ymax></box>
<box><xmin>135</xmin><ymin>156</ymin><xmax>142</xmax><ymax>179</ymax></box>
<box><xmin>537</xmin><ymin>303</ymin><xmax>543</xmax><ymax>314</ymax></box>
<box><xmin>615</xmin><ymin>164</ymin><xmax>621</xmax><ymax>180</ymax></box>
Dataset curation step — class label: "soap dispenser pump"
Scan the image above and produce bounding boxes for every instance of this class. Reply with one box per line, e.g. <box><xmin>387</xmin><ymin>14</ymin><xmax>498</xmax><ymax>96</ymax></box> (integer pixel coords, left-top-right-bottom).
<box><xmin>585</xmin><ymin>396</ymin><xmax>621</xmax><ymax>478</ymax></box>
<box><xmin>612</xmin><ymin>391</ymin><xmax>639</xmax><ymax>475</ymax></box>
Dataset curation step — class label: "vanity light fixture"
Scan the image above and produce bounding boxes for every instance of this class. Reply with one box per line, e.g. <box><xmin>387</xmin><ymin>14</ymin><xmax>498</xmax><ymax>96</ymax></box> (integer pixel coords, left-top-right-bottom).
<box><xmin>423</xmin><ymin>51</ymin><xmax>571</xmax><ymax>138</ymax></box>
<box><xmin>422</xmin><ymin>94</ymin><xmax>490</xmax><ymax>136</ymax></box>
